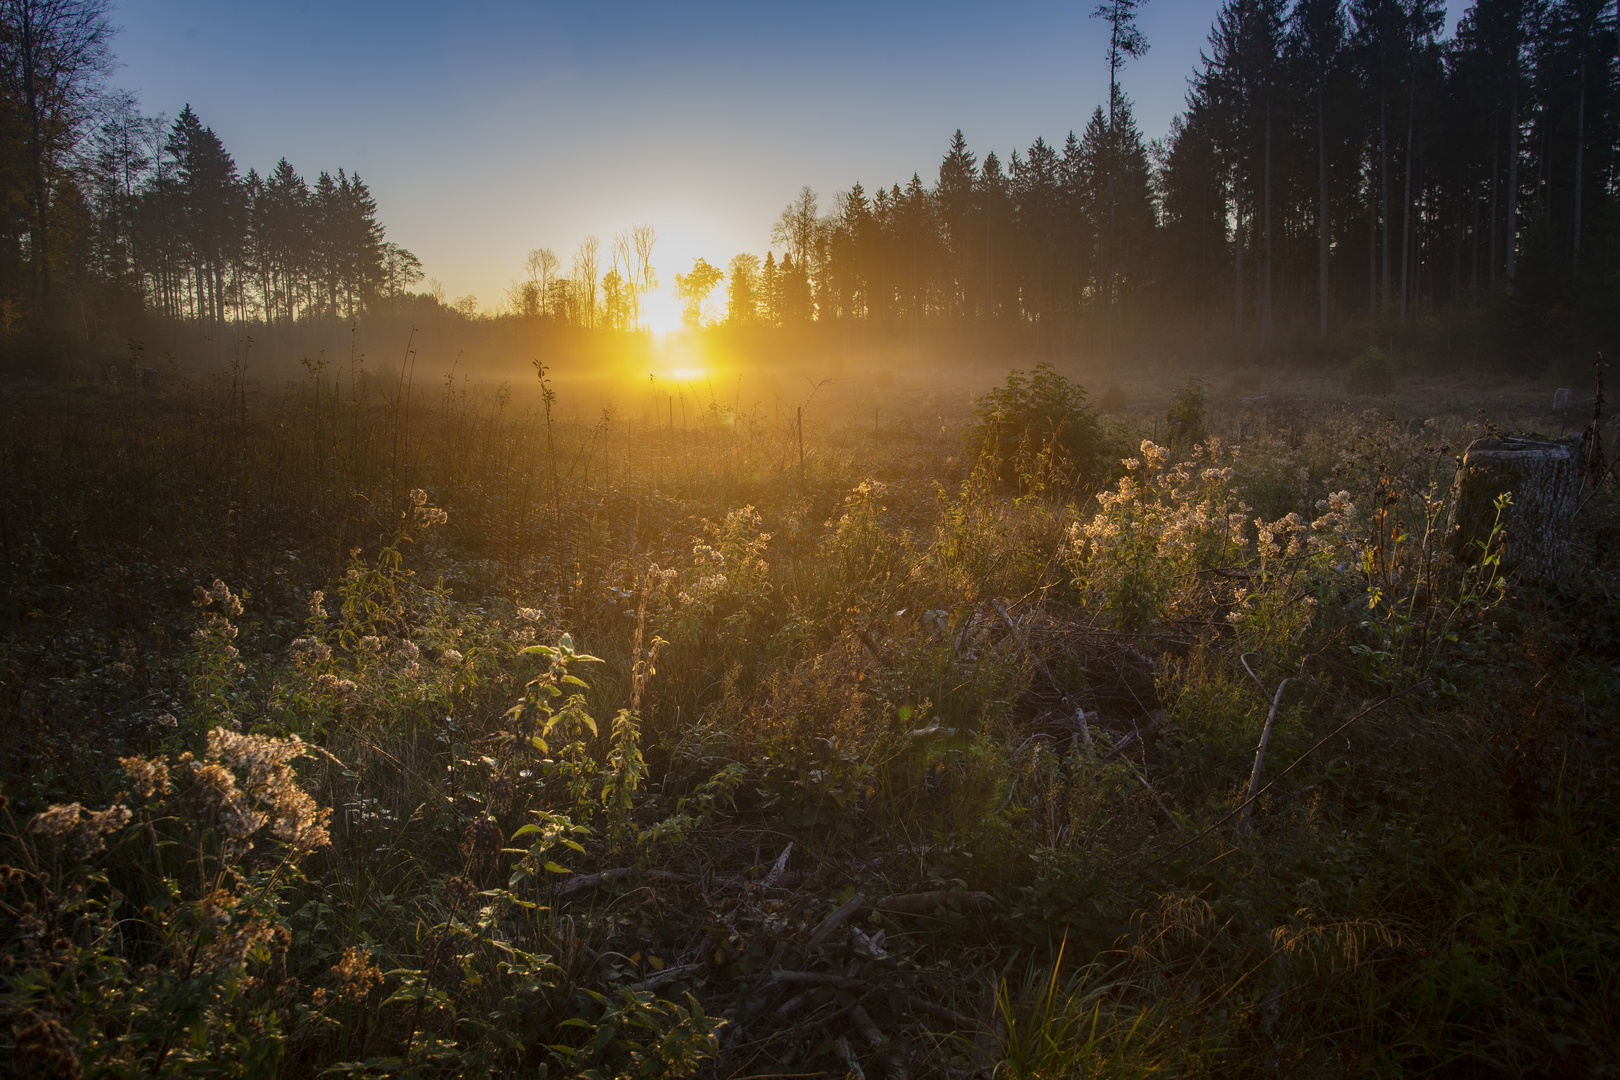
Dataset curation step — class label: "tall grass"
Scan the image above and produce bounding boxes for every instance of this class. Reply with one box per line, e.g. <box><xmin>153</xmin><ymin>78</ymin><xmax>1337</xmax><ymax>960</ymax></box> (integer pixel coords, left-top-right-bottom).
<box><xmin>1</xmin><ymin>360</ymin><xmax>1616</xmax><ymax>1077</ymax></box>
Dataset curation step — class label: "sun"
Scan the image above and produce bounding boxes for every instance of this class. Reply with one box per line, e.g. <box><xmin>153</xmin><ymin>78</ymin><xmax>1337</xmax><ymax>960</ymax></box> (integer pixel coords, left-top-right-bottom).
<box><xmin>641</xmin><ymin>283</ymin><xmax>685</xmax><ymax>336</ymax></box>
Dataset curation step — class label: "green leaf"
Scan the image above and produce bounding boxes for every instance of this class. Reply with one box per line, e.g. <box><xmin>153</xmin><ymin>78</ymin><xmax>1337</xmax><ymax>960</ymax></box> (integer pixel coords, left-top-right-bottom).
<box><xmin>544</xmin><ymin>861</ymin><xmax>572</xmax><ymax>874</ymax></box>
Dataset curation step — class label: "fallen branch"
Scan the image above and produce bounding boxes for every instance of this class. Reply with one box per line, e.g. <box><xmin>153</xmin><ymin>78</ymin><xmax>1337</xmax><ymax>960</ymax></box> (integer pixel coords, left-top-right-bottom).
<box><xmin>640</xmin><ymin>963</ymin><xmax>702</xmax><ymax>991</ymax></box>
<box><xmin>835</xmin><ymin>1036</ymin><xmax>867</xmax><ymax>1080</ymax></box>
<box><xmin>557</xmin><ymin>867</ymin><xmax>694</xmax><ymax>898</ymax></box>
<box><xmin>905</xmin><ymin>995</ymin><xmax>987</xmax><ymax>1032</ymax></box>
<box><xmin>771</xmin><ymin>971</ymin><xmax>868</xmax><ymax>990</ymax></box>
<box><xmin>872</xmin><ymin>891</ymin><xmax>996</xmax><ymax>916</ymax></box>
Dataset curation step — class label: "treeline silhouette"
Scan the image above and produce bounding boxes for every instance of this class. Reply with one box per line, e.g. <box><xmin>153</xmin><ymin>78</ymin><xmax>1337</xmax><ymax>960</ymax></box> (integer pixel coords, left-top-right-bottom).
<box><xmin>0</xmin><ymin>0</ymin><xmax>422</xmax><ymax>369</ymax></box>
<box><xmin>1</xmin><ymin>0</ymin><xmax>1615</xmax><ymax>375</ymax></box>
<box><xmin>696</xmin><ymin>0</ymin><xmax>1617</xmax><ymax>369</ymax></box>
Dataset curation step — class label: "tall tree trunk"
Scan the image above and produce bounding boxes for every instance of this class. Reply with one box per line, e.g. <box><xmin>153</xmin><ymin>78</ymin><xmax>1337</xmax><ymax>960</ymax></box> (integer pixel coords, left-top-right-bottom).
<box><xmin>1400</xmin><ymin>74</ymin><xmax>1415</xmax><ymax>323</ymax></box>
<box><xmin>1369</xmin><ymin>151</ymin><xmax>1378</xmax><ymax>319</ymax></box>
<box><xmin>1506</xmin><ymin>82</ymin><xmax>1519</xmax><ymax>296</ymax></box>
<box><xmin>1234</xmin><ymin>163</ymin><xmax>1244</xmax><ymax>336</ymax></box>
<box><xmin>1106</xmin><ymin>77</ymin><xmax>1118</xmax><ymax>360</ymax></box>
<box><xmin>19</xmin><ymin>4</ymin><xmax>51</xmax><ymax>320</ymax></box>
<box><xmin>1572</xmin><ymin>50</ymin><xmax>1586</xmax><ymax>274</ymax></box>
<box><xmin>1262</xmin><ymin>94</ymin><xmax>1273</xmax><ymax>345</ymax></box>
<box><xmin>1380</xmin><ymin>86</ymin><xmax>1390</xmax><ymax>314</ymax></box>
<box><xmin>1318</xmin><ymin>89</ymin><xmax>1330</xmax><ymax>336</ymax></box>
<box><xmin>1471</xmin><ymin>183</ymin><xmax>1480</xmax><ymax>296</ymax></box>
<box><xmin>1489</xmin><ymin>127</ymin><xmax>1499</xmax><ymax>291</ymax></box>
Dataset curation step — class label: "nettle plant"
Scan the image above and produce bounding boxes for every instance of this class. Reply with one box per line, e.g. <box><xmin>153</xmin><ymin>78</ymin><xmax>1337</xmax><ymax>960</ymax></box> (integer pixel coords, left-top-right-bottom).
<box><xmin>278</xmin><ymin>489</ymin><xmax>481</xmax><ymax>736</ymax></box>
<box><xmin>665</xmin><ymin>505</ymin><xmax>773</xmax><ymax>648</ymax></box>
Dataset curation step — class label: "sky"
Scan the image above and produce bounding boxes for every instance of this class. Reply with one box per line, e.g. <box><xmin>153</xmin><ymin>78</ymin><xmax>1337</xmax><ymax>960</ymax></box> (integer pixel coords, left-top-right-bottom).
<box><xmin>111</xmin><ymin>0</ymin><xmax>1469</xmax><ymax>320</ymax></box>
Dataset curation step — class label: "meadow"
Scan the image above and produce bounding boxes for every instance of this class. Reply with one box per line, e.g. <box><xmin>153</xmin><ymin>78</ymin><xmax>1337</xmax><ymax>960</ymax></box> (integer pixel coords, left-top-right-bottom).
<box><xmin>0</xmin><ymin>348</ymin><xmax>1616</xmax><ymax>1079</ymax></box>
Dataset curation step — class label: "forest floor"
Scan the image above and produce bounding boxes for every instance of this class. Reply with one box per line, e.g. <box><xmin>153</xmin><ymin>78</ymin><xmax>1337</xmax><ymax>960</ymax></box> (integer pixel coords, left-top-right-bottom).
<box><xmin>1</xmin><ymin>353</ymin><xmax>1616</xmax><ymax>1078</ymax></box>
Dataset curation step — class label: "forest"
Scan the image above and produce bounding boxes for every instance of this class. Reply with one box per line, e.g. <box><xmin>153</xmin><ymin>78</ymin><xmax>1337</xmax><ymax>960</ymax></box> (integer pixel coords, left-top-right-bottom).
<box><xmin>2</xmin><ymin>0</ymin><xmax>1619</xmax><ymax>1077</ymax></box>
<box><xmin>0</xmin><ymin>0</ymin><xmax>1616</xmax><ymax>373</ymax></box>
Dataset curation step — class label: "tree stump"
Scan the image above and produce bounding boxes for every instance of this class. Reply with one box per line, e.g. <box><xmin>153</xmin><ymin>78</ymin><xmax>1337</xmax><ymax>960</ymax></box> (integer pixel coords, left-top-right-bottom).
<box><xmin>1446</xmin><ymin>436</ymin><xmax>1582</xmax><ymax>584</ymax></box>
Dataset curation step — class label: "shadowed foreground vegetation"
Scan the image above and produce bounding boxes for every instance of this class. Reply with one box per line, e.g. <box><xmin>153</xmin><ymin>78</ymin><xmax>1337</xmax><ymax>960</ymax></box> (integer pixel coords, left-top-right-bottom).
<box><xmin>1</xmin><ymin>358</ymin><xmax>1617</xmax><ymax>1078</ymax></box>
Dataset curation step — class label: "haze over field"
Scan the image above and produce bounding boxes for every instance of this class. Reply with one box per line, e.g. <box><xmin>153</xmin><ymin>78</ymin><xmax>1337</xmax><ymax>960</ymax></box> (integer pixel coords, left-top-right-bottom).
<box><xmin>5</xmin><ymin>3</ymin><xmax>1620</xmax><ymax>1078</ymax></box>
<box><xmin>13</xmin><ymin>0</ymin><xmax>1597</xmax><ymax>397</ymax></box>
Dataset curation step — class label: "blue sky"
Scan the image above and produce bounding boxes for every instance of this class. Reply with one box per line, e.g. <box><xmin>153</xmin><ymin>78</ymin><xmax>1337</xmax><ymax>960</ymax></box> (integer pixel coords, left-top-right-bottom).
<box><xmin>111</xmin><ymin>0</ymin><xmax>1467</xmax><ymax>311</ymax></box>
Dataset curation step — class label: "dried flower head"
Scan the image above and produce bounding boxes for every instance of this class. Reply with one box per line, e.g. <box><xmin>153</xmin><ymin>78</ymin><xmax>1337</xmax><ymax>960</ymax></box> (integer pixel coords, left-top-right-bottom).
<box><xmin>289</xmin><ymin>638</ymin><xmax>332</xmax><ymax>665</ymax></box>
<box><xmin>332</xmin><ymin>946</ymin><xmax>384</xmax><ymax>1003</ymax></box>
<box><xmin>29</xmin><ymin>803</ymin><xmax>85</xmax><ymax>838</ymax></box>
<box><xmin>121</xmin><ymin>757</ymin><xmax>172</xmax><ymax>799</ymax></box>
<box><xmin>192</xmin><ymin>728</ymin><xmax>331</xmax><ymax>857</ymax></box>
<box><xmin>194</xmin><ymin>579</ymin><xmax>245</xmax><ymax>617</ymax></box>
<box><xmin>30</xmin><ymin>802</ymin><xmax>131</xmax><ymax>857</ymax></box>
<box><xmin>409</xmin><ymin>488</ymin><xmax>429</xmax><ymax>506</ymax></box>
<box><xmin>314</xmin><ymin>674</ymin><xmax>359</xmax><ymax>699</ymax></box>
<box><xmin>439</xmin><ymin>649</ymin><xmax>464</xmax><ymax>666</ymax></box>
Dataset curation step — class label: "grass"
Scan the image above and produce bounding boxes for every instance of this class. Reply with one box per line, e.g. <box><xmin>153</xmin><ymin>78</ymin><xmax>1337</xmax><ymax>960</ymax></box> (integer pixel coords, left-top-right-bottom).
<box><xmin>0</xmin><ymin>354</ymin><xmax>1617</xmax><ymax>1078</ymax></box>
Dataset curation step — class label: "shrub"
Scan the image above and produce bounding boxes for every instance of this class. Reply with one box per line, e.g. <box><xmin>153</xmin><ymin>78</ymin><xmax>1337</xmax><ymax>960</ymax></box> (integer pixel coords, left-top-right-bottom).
<box><xmin>1347</xmin><ymin>346</ymin><xmax>1395</xmax><ymax>395</ymax></box>
<box><xmin>1230</xmin><ymin>365</ymin><xmax>1264</xmax><ymax>393</ymax></box>
<box><xmin>1166</xmin><ymin>375</ymin><xmax>1208</xmax><ymax>450</ymax></box>
<box><xmin>968</xmin><ymin>363</ymin><xmax>1114</xmax><ymax>491</ymax></box>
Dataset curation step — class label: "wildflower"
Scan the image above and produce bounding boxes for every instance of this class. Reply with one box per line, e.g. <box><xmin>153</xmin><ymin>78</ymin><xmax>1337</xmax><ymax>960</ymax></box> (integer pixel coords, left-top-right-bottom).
<box><xmin>394</xmin><ymin>640</ymin><xmax>420</xmax><ymax>662</ymax></box>
<box><xmin>332</xmin><ymin>947</ymin><xmax>384</xmax><ymax>1003</ymax></box>
<box><xmin>409</xmin><ymin>488</ymin><xmax>429</xmax><ymax>506</ymax></box>
<box><xmin>414</xmin><ymin>505</ymin><xmax>448</xmax><ymax>526</ymax></box>
<box><xmin>852</xmin><ymin>480</ymin><xmax>887</xmax><ymax>499</ymax></box>
<box><xmin>439</xmin><ymin>649</ymin><xmax>463</xmax><ymax>666</ymax></box>
<box><xmin>202</xmin><ymin>728</ymin><xmax>331</xmax><ymax>856</ymax></box>
<box><xmin>308</xmin><ymin>591</ymin><xmax>328</xmax><ymax>619</ymax></box>
<box><xmin>30</xmin><ymin>802</ymin><xmax>130</xmax><ymax>857</ymax></box>
<box><xmin>1229</xmin><ymin>513</ymin><xmax>1251</xmax><ymax>546</ymax></box>
<box><xmin>289</xmin><ymin>638</ymin><xmax>332</xmax><ymax>665</ymax></box>
<box><xmin>516</xmin><ymin>607</ymin><xmax>543</xmax><ymax>622</ymax></box>
<box><xmin>121</xmin><ymin>756</ymin><xmax>171</xmax><ymax>799</ymax></box>
<box><xmin>195</xmin><ymin>579</ymin><xmax>244</xmax><ymax>617</ymax></box>
<box><xmin>400</xmin><ymin>661</ymin><xmax>421</xmax><ymax>680</ymax></box>
<box><xmin>154</xmin><ymin>711</ymin><xmax>179</xmax><ymax>728</ymax></box>
<box><xmin>314</xmin><ymin>673</ymin><xmax>359</xmax><ymax>698</ymax></box>
<box><xmin>1312</xmin><ymin>490</ymin><xmax>1358</xmax><ymax>532</ymax></box>
<box><xmin>29</xmin><ymin>803</ymin><xmax>85</xmax><ymax>838</ymax></box>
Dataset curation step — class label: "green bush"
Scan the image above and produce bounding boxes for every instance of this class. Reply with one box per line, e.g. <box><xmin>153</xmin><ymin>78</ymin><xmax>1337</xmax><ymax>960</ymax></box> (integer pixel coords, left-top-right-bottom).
<box><xmin>968</xmin><ymin>363</ymin><xmax>1114</xmax><ymax>491</ymax></box>
<box><xmin>1347</xmin><ymin>346</ymin><xmax>1395</xmax><ymax>395</ymax></box>
<box><xmin>1166</xmin><ymin>375</ymin><xmax>1208</xmax><ymax>450</ymax></box>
